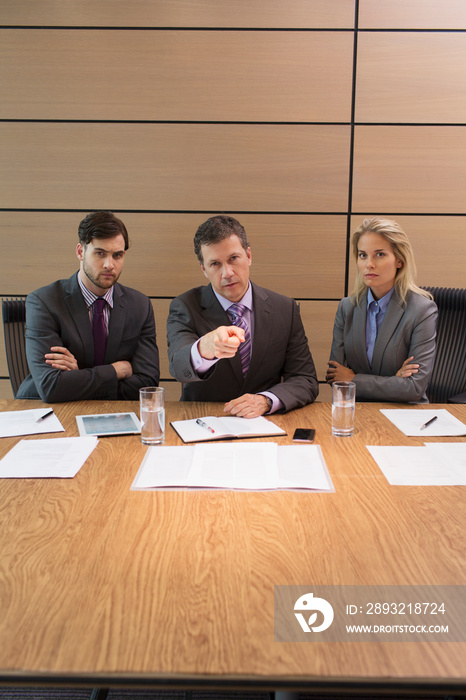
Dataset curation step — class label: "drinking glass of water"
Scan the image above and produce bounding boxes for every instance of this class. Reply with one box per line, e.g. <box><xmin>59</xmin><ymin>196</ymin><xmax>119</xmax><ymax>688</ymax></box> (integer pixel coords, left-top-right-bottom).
<box><xmin>139</xmin><ymin>386</ymin><xmax>165</xmax><ymax>445</ymax></box>
<box><xmin>331</xmin><ymin>381</ymin><xmax>356</xmax><ymax>437</ymax></box>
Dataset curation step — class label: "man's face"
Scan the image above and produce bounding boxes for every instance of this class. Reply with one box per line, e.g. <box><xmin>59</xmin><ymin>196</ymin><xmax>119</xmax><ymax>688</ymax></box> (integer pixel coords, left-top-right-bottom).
<box><xmin>200</xmin><ymin>234</ymin><xmax>252</xmax><ymax>303</ymax></box>
<box><xmin>76</xmin><ymin>234</ymin><xmax>126</xmax><ymax>296</ymax></box>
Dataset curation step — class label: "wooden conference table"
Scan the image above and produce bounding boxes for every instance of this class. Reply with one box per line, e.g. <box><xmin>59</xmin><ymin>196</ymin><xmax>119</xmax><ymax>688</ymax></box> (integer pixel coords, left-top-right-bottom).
<box><xmin>0</xmin><ymin>399</ymin><xmax>465</xmax><ymax>696</ymax></box>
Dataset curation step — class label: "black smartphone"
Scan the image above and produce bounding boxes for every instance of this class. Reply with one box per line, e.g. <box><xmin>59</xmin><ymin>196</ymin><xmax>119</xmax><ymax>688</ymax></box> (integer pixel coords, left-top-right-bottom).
<box><xmin>292</xmin><ymin>428</ymin><xmax>315</xmax><ymax>443</ymax></box>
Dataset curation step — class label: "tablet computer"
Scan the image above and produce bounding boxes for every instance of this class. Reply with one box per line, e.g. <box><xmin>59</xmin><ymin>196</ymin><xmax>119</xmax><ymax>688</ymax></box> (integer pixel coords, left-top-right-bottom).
<box><xmin>76</xmin><ymin>412</ymin><xmax>141</xmax><ymax>437</ymax></box>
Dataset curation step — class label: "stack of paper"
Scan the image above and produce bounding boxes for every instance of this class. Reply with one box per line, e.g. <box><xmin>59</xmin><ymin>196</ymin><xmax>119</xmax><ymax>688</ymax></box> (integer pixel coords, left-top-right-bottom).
<box><xmin>131</xmin><ymin>442</ymin><xmax>334</xmax><ymax>492</ymax></box>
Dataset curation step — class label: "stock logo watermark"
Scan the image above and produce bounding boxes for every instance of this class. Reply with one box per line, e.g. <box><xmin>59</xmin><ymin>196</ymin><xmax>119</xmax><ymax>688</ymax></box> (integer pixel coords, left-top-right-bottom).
<box><xmin>274</xmin><ymin>585</ymin><xmax>466</xmax><ymax>642</ymax></box>
<box><xmin>294</xmin><ymin>593</ymin><xmax>334</xmax><ymax>633</ymax></box>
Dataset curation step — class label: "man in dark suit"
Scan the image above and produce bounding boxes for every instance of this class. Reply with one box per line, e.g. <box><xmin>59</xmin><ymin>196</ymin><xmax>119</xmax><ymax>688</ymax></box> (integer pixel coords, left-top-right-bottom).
<box><xmin>167</xmin><ymin>215</ymin><xmax>318</xmax><ymax>418</ymax></box>
<box><xmin>17</xmin><ymin>211</ymin><xmax>159</xmax><ymax>402</ymax></box>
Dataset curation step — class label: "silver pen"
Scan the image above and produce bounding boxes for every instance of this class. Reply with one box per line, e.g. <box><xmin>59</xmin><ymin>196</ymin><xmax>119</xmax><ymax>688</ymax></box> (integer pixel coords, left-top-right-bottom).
<box><xmin>196</xmin><ymin>418</ymin><xmax>215</xmax><ymax>434</ymax></box>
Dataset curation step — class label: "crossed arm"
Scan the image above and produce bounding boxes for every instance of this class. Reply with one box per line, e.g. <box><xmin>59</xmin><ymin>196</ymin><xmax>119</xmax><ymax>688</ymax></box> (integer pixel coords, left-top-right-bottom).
<box><xmin>326</xmin><ymin>298</ymin><xmax>437</xmax><ymax>402</ymax></box>
<box><xmin>45</xmin><ymin>346</ymin><xmax>132</xmax><ymax>380</ymax></box>
<box><xmin>326</xmin><ymin>356</ymin><xmax>420</xmax><ymax>383</ymax></box>
<box><xmin>24</xmin><ymin>292</ymin><xmax>159</xmax><ymax>402</ymax></box>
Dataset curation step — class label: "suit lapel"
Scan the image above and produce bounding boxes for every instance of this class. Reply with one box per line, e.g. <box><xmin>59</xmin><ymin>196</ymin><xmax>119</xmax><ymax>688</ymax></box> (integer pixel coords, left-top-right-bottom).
<box><xmin>200</xmin><ymin>285</ymin><xmax>247</xmax><ymax>388</ymax></box>
<box><xmin>371</xmin><ymin>293</ymin><xmax>404</xmax><ymax>374</ymax></box>
<box><xmin>106</xmin><ymin>284</ymin><xmax>126</xmax><ymax>362</ymax></box>
<box><xmin>64</xmin><ymin>274</ymin><xmax>95</xmax><ymax>366</ymax></box>
<box><xmin>200</xmin><ymin>285</ymin><xmax>230</xmax><ymax>328</ymax></box>
<box><xmin>64</xmin><ymin>274</ymin><xmax>127</xmax><ymax>366</ymax></box>
<box><xmin>351</xmin><ymin>296</ymin><xmax>372</xmax><ymax>373</ymax></box>
<box><xmin>246</xmin><ymin>284</ymin><xmax>272</xmax><ymax>381</ymax></box>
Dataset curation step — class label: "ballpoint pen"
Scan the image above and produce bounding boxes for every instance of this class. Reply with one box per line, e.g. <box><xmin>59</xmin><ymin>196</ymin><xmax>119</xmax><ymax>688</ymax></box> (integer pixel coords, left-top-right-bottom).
<box><xmin>196</xmin><ymin>418</ymin><xmax>215</xmax><ymax>434</ymax></box>
<box><xmin>420</xmin><ymin>415</ymin><xmax>438</xmax><ymax>430</ymax></box>
<box><xmin>36</xmin><ymin>409</ymin><xmax>54</xmax><ymax>423</ymax></box>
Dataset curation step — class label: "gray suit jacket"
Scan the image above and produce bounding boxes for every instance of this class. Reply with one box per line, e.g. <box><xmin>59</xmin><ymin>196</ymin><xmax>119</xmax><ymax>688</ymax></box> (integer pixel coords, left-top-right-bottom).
<box><xmin>166</xmin><ymin>283</ymin><xmax>319</xmax><ymax>411</ymax></box>
<box><xmin>330</xmin><ymin>289</ymin><xmax>438</xmax><ymax>402</ymax></box>
<box><xmin>17</xmin><ymin>273</ymin><xmax>159</xmax><ymax>402</ymax></box>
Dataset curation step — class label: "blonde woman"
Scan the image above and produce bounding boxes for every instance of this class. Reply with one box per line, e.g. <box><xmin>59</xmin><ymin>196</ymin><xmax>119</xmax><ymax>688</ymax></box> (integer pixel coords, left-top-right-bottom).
<box><xmin>327</xmin><ymin>218</ymin><xmax>437</xmax><ymax>402</ymax></box>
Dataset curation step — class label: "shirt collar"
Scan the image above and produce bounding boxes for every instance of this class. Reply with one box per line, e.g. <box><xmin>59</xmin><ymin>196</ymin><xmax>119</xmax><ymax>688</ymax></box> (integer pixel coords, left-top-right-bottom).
<box><xmin>367</xmin><ymin>286</ymin><xmax>394</xmax><ymax>312</ymax></box>
<box><xmin>78</xmin><ymin>272</ymin><xmax>114</xmax><ymax>308</ymax></box>
<box><xmin>212</xmin><ymin>281</ymin><xmax>252</xmax><ymax>312</ymax></box>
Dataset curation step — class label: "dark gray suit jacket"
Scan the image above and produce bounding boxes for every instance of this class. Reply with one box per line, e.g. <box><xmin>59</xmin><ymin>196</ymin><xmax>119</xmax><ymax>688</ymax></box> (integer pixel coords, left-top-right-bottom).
<box><xmin>17</xmin><ymin>273</ymin><xmax>159</xmax><ymax>402</ymax></box>
<box><xmin>329</xmin><ymin>289</ymin><xmax>438</xmax><ymax>402</ymax></box>
<box><xmin>166</xmin><ymin>283</ymin><xmax>319</xmax><ymax>411</ymax></box>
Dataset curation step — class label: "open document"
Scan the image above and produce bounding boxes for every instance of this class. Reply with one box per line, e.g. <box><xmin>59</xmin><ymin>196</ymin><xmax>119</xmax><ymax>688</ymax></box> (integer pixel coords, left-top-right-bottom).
<box><xmin>170</xmin><ymin>414</ymin><xmax>286</xmax><ymax>443</ymax></box>
<box><xmin>367</xmin><ymin>443</ymin><xmax>466</xmax><ymax>485</ymax></box>
<box><xmin>0</xmin><ymin>437</ymin><xmax>98</xmax><ymax>478</ymax></box>
<box><xmin>380</xmin><ymin>408</ymin><xmax>466</xmax><ymax>437</ymax></box>
<box><xmin>0</xmin><ymin>408</ymin><xmax>64</xmax><ymax>438</ymax></box>
<box><xmin>131</xmin><ymin>442</ymin><xmax>334</xmax><ymax>492</ymax></box>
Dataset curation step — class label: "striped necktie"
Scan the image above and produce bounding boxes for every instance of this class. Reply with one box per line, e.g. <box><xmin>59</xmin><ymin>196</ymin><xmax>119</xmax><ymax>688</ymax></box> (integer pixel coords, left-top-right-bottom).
<box><xmin>227</xmin><ymin>303</ymin><xmax>251</xmax><ymax>377</ymax></box>
<box><xmin>92</xmin><ymin>298</ymin><xmax>108</xmax><ymax>366</ymax></box>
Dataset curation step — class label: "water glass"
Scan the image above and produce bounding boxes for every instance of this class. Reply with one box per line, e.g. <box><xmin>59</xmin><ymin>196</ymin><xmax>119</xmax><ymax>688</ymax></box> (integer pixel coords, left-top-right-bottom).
<box><xmin>331</xmin><ymin>381</ymin><xmax>356</xmax><ymax>437</ymax></box>
<box><xmin>139</xmin><ymin>387</ymin><xmax>165</xmax><ymax>445</ymax></box>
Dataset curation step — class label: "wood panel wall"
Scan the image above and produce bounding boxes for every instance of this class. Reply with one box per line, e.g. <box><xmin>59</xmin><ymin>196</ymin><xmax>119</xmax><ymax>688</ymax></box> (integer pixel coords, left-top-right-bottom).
<box><xmin>1</xmin><ymin>0</ymin><xmax>465</xmax><ymax>401</ymax></box>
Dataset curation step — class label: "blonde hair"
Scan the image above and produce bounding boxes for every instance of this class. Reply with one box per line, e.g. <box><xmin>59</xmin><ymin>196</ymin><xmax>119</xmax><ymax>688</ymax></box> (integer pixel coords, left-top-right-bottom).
<box><xmin>351</xmin><ymin>217</ymin><xmax>432</xmax><ymax>305</ymax></box>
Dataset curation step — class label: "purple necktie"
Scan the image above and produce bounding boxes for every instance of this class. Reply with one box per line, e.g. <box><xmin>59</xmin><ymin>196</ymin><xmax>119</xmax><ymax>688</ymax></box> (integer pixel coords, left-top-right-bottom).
<box><xmin>92</xmin><ymin>298</ymin><xmax>107</xmax><ymax>366</ymax></box>
<box><xmin>227</xmin><ymin>303</ymin><xmax>251</xmax><ymax>377</ymax></box>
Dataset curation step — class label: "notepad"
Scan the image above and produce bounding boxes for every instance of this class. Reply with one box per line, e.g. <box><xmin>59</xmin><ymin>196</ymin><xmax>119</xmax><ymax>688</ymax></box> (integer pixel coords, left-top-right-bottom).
<box><xmin>170</xmin><ymin>414</ymin><xmax>286</xmax><ymax>443</ymax></box>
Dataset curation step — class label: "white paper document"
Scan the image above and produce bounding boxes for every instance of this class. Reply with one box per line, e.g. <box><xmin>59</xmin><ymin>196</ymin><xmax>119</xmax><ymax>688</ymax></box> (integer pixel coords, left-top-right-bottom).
<box><xmin>0</xmin><ymin>408</ymin><xmax>64</xmax><ymax>438</ymax></box>
<box><xmin>189</xmin><ymin>442</ymin><xmax>279</xmax><ymax>489</ymax></box>
<box><xmin>380</xmin><ymin>408</ymin><xmax>466</xmax><ymax>437</ymax></box>
<box><xmin>131</xmin><ymin>446</ymin><xmax>195</xmax><ymax>489</ymax></box>
<box><xmin>131</xmin><ymin>442</ymin><xmax>334</xmax><ymax>492</ymax></box>
<box><xmin>277</xmin><ymin>445</ymin><xmax>334</xmax><ymax>491</ymax></box>
<box><xmin>367</xmin><ymin>443</ymin><xmax>466</xmax><ymax>486</ymax></box>
<box><xmin>0</xmin><ymin>437</ymin><xmax>99</xmax><ymax>478</ymax></box>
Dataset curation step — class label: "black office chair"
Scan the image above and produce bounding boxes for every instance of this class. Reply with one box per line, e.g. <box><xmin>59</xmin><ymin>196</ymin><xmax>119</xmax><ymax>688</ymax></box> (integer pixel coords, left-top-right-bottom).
<box><xmin>422</xmin><ymin>286</ymin><xmax>466</xmax><ymax>403</ymax></box>
<box><xmin>2</xmin><ymin>297</ymin><xmax>29</xmax><ymax>397</ymax></box>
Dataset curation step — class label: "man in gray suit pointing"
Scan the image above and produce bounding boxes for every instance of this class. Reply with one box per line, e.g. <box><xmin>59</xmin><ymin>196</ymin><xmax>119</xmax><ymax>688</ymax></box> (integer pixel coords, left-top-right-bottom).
<box><xmin>17</xmin><ymin>211</ymin><xmax>159</xmax><ymax>402</ymax></box>
<box><xmin>167</xmin><ymin>215</ymin><xmax>318</xmax><ymax>418</ymax></box>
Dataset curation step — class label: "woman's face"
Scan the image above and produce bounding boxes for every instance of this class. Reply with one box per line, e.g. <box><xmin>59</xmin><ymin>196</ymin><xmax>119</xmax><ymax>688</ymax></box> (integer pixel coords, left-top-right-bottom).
<box><xmin>357</xmin><ymin>232</ymin><xmax>402</xmax><ymax>300</ymax></box>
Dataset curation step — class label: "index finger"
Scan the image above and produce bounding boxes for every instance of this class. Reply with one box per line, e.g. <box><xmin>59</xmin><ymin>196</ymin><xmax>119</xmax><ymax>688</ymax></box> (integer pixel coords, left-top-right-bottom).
<box><xmin>227</xmin><ymin>326</ymin><xmax>245</xmax><ymax>342</ymax></box>
<box><xmin>49</xmin><ymin>346</ymin><xmax>70</xmax><ymax>355</ymax></box>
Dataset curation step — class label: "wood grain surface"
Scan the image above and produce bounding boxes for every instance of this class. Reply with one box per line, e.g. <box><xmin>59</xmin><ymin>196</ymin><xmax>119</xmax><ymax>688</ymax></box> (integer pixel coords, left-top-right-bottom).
<box><xmin>356</xmin><ymin>33</ymin><xmax>466</xmax><ymax>124</ymax></box>
<box><xmin>0</xmin><ymin>30</ymin><xmax>353</xmax><ymax>122</ymax></box>
<box><xmin>0</xmin><ymin>213</ymin><xmax>347</xmax><ymax>299</ymax></box>
<box><xmin>353</xmin><ymin>126</ymin><xmax>466</xmax><ymax>214</ymax></box>
<box><xmin>359</xmin><ymin>0</ymin><xmax>466</xmax><ymax>29</ymax></box>
<box><xmin>0</xmin><ymin>400</ymin><xmax>464</xmax><ymax>689</ymax></box>
<box><xmin>0</xmin><ymin>123</ymin><xmax>351</xmax><ymax>212</ymax></box>
<box><xmin>0</xmin><ymin>0</ymin><xmax>355</xmax><ymax>29</ymax></box>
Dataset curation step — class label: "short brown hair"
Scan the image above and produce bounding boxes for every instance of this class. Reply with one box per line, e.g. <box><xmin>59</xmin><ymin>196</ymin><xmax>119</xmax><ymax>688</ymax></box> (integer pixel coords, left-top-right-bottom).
<box><xmin>194</xmin><ymin>215</ymin><xmax>249</xmax><ymax>263</ymax></box>
<box><xmin>78</xmin><ymin>211</ymin><xmax>129</xmax><ymax>250</ymax></box>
